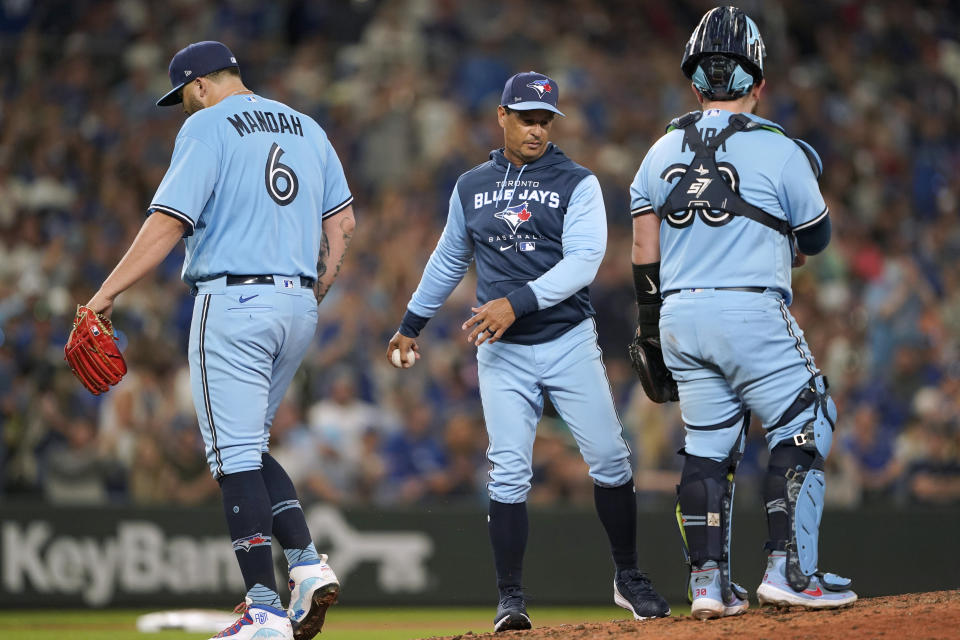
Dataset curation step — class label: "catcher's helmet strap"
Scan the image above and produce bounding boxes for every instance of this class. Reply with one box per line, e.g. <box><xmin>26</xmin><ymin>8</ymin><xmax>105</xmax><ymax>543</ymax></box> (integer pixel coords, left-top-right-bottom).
<box><xmin>666</xmin><ymin>111</ymin><xmax>703</xmax><ymax>133</ymax></box>
<box><xmin>668</xmin><ymin>113</ymin><xmax>820</xmax><ymax>180</ymax></box>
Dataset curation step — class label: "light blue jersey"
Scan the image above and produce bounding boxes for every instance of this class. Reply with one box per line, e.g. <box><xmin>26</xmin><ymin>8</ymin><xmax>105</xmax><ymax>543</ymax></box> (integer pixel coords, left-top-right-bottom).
<box><xmin>149</xmin><ymin>94</ymin><xmax>352</xmax><ymax>288</ymax></box>
<box><xmin>629</xmin><ymin>108</ymin><xmax>833</xmax><ymax>453</ymax></box>
<box><xmin>151</xmin><ymin>93</ymin><xmax>352</xmax><ymax>479</ymax></box>
<box><xmin>630</xmin><ymin>109</ymin><xmax>826</xmax><ymax>304</ymax></box>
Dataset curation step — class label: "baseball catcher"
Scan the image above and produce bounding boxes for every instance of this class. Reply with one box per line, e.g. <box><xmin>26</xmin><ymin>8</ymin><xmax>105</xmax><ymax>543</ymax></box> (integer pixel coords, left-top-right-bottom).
<box><xmin>628</xmin><ymin>5</ymin><xmax>857</xmax><ymax>619</ymax></box>
<box><xmin>64</xmin><ymin>304</ymin><xmax>127</xmax><ymax>395</ymax></box>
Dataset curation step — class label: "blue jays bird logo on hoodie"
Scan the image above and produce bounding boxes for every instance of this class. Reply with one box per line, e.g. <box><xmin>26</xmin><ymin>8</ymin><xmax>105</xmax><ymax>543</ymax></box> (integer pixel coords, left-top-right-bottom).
<box><xmin>448</xmin><ymin>143</ymin><xmax>597</xmax><ymax>343</ymax></box>
<box><xmin>495</xmin><ymin>202</ymin><xmax>533</xmax><ymax>234</ymax></box>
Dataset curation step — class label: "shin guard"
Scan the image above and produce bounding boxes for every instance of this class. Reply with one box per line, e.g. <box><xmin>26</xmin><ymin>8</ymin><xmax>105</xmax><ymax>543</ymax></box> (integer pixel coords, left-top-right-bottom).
<box><xmin>766</xmin><ymin>375</ymin><xmax>836</xmax><ymax>591</ymax></box>
<box><xmin>676</xmin><ymin>412</ymin><xmax>749</xmax><ymax>604</ymax></box>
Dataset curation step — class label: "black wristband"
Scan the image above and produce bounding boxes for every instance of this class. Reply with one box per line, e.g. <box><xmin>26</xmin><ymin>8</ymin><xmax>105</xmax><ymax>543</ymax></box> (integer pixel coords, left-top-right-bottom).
<box><xmin>633</xmin><ymin>262</ymin><xmax>661</xmax><ymax>305</ymax></box>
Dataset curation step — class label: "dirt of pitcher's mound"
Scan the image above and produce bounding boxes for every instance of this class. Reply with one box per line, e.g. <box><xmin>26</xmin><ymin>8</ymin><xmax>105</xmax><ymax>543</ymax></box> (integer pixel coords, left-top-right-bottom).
<box><xmin>424</xmin><ymin>590</ymin><xmax>960</xmax><ymax>640</ymax></box>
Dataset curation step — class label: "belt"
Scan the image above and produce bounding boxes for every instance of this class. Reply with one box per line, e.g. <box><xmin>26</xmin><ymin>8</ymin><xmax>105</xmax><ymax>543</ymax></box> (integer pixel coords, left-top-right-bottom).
<box><xmin>225</xmin><ymin>275</ymin><xmax>316</xmax><ymax>288</ymax></box>
<box><xmin>662</xmin><ymin>286</ymin><xmax>766</xmax><ymax>298</ymax></box>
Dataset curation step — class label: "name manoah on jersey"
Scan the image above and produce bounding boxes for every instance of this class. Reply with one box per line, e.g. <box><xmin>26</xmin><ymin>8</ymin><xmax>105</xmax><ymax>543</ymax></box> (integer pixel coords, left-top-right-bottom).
<box><xmin>225</xmin><ymin>109</ymin><xmax>305</xmax><ymax>138</ymax></box>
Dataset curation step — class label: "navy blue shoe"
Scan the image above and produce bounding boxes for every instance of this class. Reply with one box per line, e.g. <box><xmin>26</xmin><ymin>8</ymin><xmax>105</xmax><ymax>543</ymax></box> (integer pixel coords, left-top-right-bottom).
<box><xmin>614</xmin><ymin>568</ymin><xmax>671</xmax><ymax>620</ymax></box>
<box><xmin>493</xmin><ymin>588</ymin><xmax>532</xmax><ymax>632</ymax></box>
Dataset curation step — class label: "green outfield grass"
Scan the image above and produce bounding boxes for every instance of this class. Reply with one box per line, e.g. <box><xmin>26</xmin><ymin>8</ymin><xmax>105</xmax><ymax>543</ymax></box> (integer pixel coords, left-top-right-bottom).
<box><xmin>0</xmin><ymin>605</ymin><xmax>691</xmax><ymax>640</ymax></box>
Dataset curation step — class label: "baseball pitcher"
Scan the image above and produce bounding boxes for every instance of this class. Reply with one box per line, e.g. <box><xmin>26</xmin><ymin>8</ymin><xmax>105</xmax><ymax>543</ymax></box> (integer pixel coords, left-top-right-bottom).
<box><xmin>80</xmin><ymin>42</ymin><xmax>353</xmax><ymax>640</ymax></box>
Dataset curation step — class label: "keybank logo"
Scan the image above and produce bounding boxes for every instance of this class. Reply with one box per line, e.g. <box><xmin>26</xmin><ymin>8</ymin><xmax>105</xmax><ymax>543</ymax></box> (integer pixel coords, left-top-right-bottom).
<box><xmin>1</xmin><ymin>521</ymin><xmax>236</xmax><ymax>606</ymax></box>
<box><xmin>1</xmin><ymin>507</ymin><xmax>434</xmax><ymax>605</ymax></box>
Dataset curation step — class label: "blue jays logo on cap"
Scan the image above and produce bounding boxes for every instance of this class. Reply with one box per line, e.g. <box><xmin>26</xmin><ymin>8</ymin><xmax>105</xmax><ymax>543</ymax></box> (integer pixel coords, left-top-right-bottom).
<box><xmin>495</xmin><ymin>202</ymin><xmax>533</xmax><ymax>234</ymax></box>
<box><xmin>157</xmin><ymin>41</ymin><xmax>240</xmax><ymax>107</ymax></box>
<box><xmin>500</xmin><ymin>71</ymin><xmax>565</xmax><ymax>117</ymax></box>
<box><xmin>525</xmin><ymin>79</ymin><xmax>553</xmax><ymax>99</ymax></box>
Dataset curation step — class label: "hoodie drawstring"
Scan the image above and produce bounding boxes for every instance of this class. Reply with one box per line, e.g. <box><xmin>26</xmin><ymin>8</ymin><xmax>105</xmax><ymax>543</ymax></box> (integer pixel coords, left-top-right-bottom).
<box><xmin>495</xmin><ymin>162</ymin><xmax>526</xmax><ymax>211</ymax></box>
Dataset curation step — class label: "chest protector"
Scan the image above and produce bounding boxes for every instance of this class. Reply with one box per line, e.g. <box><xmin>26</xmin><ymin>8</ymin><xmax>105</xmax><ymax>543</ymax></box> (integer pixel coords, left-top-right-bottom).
<box><xmin>660</xmin><ymin>112</ymin><xmax>790</xmax><ymax>235</ymax></box>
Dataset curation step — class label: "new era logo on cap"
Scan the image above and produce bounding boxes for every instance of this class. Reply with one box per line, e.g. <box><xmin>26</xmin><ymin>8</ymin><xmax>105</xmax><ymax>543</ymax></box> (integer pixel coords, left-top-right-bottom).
<box><xmin>500</xmin><ymin>71</ymin><xmax>565</xmax><ymax>117</ymax></box>
<box><xmin>157</xmin><ymin>41</ymin><xmax>240</xmax><ymax>107</ymax></box>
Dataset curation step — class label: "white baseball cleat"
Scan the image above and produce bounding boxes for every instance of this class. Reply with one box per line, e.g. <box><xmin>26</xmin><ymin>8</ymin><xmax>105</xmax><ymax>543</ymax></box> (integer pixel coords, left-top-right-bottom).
<box><xmin>209</xmin><ymin>599</ymin><xmax>292</xmax><ymax>639</ymax></box>
<box><xmin>287</xmin><ymin>554</ymin><xmax>340</xmax><ymax>640</ymax></box>
<box><xmin>756</xmin><ymin>551</ymin><xmax>857</xmax><ymax>609</ymax></box>
<box><xmin>689</xmin><ymin>561</ymin><xmax>749</xmax><ymax>620</ymax></box>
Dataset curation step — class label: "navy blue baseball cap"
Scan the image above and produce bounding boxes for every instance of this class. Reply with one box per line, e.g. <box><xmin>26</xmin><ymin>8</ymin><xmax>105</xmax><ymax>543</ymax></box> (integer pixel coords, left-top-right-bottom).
<box><xmin>157</xmin><ymin>41</ymin><xmax>240</xmax><ymax>107</ymax></box>
<box><xmin>500</xmin><ymin>71</ymin><xmax>565</xmax><ymax>117</ymax></box>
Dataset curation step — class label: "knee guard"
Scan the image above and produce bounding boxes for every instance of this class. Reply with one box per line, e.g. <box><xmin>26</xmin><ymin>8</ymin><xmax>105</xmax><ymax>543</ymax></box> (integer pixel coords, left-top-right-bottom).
<box><xmin>765</xmin><ymin>375</ymin><xmax>836</xmax><ymax>591</ymax></box>
<box><xmin>770</xmin><ymin>375</ymin><xmax>836</xmax><ymax>457</ymax></box>
<box><xmin>676</xmin><ymin>412</ymin><xmax>749</xmax><ymax>604</ymax></box>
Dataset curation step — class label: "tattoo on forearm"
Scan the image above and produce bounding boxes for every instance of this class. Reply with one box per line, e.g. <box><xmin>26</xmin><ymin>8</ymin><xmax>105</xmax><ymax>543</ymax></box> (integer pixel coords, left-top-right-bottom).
<box><xmin>316</xmin><ymin>234</ymin><xmax>330</xmax><ymax>279</ymax></box>
<box><xmin>314</xmin><ymin>218</ymin><xmax>354</xmax><ymax>304</ymax></box>
<box><xmin>314</xmin><ymin>233</ymin><xmax>330</xmax><ymax>302</ymax></box>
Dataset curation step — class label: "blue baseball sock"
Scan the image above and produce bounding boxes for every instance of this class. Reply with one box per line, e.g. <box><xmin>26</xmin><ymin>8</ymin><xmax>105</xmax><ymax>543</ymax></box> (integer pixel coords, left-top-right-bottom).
<box><xmin>488</xmin><ymin>499</ymin><xmax>527</xmax><ymax>594</ymax></box>
<box><xmin>219</xmin><ymin>470</ymin><xmax>278</xmax><ymax>596</ymax></box>
<box><xmin>284</xmin><ymin>542</ymin><xmax>320</xmax><ymax>567</ymax></box>
<box><xmin>262</xmin><ymin>453</ymin><xmax>318</xmax><ymax>566</ymax></box>
<box><xmin>593</xmin><ymin>479</ymin><xmax>639</xmax><ymax>572</ymax></box>
<box><xmin>246</xmin><ymin>583</ymin><xmax>282</xmax><ymax>609</ymax></box>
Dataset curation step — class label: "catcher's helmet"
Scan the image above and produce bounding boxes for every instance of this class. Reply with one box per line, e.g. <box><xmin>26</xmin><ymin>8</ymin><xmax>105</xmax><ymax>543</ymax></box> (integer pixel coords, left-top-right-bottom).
<box><xmin>681</xmin><ymin>6</ymin><xmax>766</xmax><ymax>100</ymax></box>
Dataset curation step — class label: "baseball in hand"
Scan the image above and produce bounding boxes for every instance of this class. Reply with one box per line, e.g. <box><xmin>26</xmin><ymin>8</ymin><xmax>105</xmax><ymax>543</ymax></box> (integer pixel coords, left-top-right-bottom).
<box><xmin>391</xmin><ymin>348</ymin><xmax>416</xmax><ymax>368</ymax></box>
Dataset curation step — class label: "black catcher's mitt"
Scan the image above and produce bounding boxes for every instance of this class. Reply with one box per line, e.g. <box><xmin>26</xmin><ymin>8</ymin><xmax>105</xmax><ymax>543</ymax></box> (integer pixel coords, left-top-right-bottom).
<box><xmin>628</xmin><ymin>335</ymin><xmax>679</xmax><ymax>403</ymax></box>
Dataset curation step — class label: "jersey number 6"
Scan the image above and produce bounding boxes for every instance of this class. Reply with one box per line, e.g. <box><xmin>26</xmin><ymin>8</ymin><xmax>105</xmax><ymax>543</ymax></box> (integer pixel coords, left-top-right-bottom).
<box><xmin>265</xmin><ymin>142</ymin><xmax>299</xmax><ymax>206</ymax></box>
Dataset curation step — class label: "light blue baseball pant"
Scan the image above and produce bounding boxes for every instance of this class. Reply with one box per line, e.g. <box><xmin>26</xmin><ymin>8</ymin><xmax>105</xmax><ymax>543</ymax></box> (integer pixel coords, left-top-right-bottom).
<box><xmin>659</xmin><ymin>288</ymin><xmax>822</xmax><ymax>460</ymax></box>
<box><xmin>477</xmin><ymin>317</ymin><xmax>633</xmax><ymax>504</ymax></box>
<box><xmin>189</xmin><ymin>275</ymin><xmax>317</xmax><ymax>478</ymax></box>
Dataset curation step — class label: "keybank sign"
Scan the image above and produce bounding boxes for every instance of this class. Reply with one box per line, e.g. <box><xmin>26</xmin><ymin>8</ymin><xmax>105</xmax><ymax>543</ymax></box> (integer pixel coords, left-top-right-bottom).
<box><xmin>0</xmin><ymin>506</ymin><xmax>433</xmax><ymax>606</ymax></box>
<box><xmin>3</xmin><ymin>521</ymin><xmax>236</xmax><ymax>605</ymax></box>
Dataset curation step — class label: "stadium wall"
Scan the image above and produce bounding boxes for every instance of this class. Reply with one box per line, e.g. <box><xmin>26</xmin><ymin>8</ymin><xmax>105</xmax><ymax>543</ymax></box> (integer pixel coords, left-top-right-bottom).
<box><xmin>0</xmin><ymin>505</ymin><xmax>954</xmax><ymax>607</ymax></box>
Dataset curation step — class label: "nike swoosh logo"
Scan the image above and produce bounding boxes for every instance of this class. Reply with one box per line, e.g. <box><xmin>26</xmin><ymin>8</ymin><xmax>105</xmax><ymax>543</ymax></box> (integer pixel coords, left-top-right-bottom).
<box><xmin>499</xmin><ymin>244</ymin><xmax>515</xmax><ymax>251</ymax></box>
<box><xmin>645</xmin><ymin>275</ymin><xmax>657</xmax><ymax>295</ymax></box>
<box><xmin>238</xmin><ymin>295</ymin><xmax>259</xmax><ymax>303</ymax></box>
<box><xmin>803</xmin><ymin>587</ymin><xmax>823</xmax><ymax>596</ymax></box>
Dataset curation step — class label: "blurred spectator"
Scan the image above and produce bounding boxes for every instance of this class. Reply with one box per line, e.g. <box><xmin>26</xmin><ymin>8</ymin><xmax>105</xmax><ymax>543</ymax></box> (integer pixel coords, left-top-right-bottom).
<box><xmin>438</xmin><ymin>412</ymin><xmax>488</xmax><ymax>501</ymax></box>
<box><xmin>837</xmin><ymin>403</ymin><xmax>902</xmax><ymax>504</ymax></box>
<box><xmin>307</xmin><ymin>368</ymin><xmax>387</xmax><ymax>478</ymax></box>
<box><xmin>42</xmin><ymin>416</ymin><xmax>122</xmax><ymax>505</ymax></box>
<box><xmin>902</xmin><ymin>423</ymin><xmax>960</xmax><ymax>505</ymax></box>
<box><xmin>380</xmin><ymin>402</ymin><xmax>448</xmax><ymax>504</ymax></box>
<box><xmin>528</xmin><ymin>419</ymin><xmax>594</xmax><ymax>506</ymax></box>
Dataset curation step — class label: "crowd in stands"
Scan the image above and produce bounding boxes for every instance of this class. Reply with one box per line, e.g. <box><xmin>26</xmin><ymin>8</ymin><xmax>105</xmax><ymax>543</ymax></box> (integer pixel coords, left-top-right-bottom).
<box><xmin>1</xmin><ymin>0</ymin><xmax>957</xmax><ymax>510</ymax></box>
